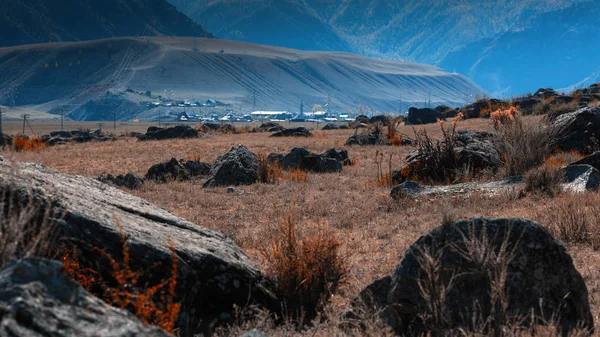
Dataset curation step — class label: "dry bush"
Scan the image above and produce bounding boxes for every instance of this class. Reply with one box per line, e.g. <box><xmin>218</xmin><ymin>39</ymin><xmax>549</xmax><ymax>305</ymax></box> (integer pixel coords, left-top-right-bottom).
<box><xmin>258</xmin><ymin>155</ymin><xmax>308</xmax><ymax>184</ymax></box>
<box><xmin>522</xmin><ymin>164</ymin><xmax>564</xmax><ymax>198</ymax></box>
<box><xmin>546</xmin><ymin>101</ymin><xmax>581</xmax><ymax>120</ymax></box>
<box><xmin>0</xmin><ymin>185</ymin><xmax>60</xmax><ymax>268</ymax></box>
<box><xmin>494</xmin><ymin>110</ymin><xmax>552</xmax><ymax>177</ymax></box>
<box><xmin>544</xmin><ymin>150</ymin><xmax>584</xmax><ymax>168</ymax></box>
<box><xmin>187</xmin><ymin>152</ymin><xmax>202</xmax><ymax>162</ymax></box>
<box><xmin>539</xmin><ymin>194</ymin><xmax>600</xmax><ymax>249</ymax></box>
<box><xmin>407</xmin><ymin>114</ymin><xmax>464</xmax><ymax>184</ymax></box>
<box><xmin>262</xmin><ymin>207</ymin><xmax>348</xmax><ymax>323</ymax></box>
<box><xmin>13</xmin><ymin>136</ymin><xmax>46</xmax><ymax>152</ymax></box>
<box><xmin>386</xmin><ymin>116</ymin><xmax>406</xmax><ymax>146</ymax></box>
<box><xmin>367</xmin><ymin>151</ymin><xmax>394</xmax><ymax>188</ymax></box>
<box><xmin>62</xmin><ymin>221</ymin><xmax>181</xmax><ymax>332</ymax></box>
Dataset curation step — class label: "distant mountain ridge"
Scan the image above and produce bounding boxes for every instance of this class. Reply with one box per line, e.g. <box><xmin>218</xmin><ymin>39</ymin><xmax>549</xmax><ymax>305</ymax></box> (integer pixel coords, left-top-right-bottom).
<box><xmin>0</xmin><ymin>0</ymin><xmax>213</xmax><ymax>48</ymax></box>
<box><xmin>168</xmin><ymin>0</ymin><xmax>596</xmax><ymax>95</ymax></box>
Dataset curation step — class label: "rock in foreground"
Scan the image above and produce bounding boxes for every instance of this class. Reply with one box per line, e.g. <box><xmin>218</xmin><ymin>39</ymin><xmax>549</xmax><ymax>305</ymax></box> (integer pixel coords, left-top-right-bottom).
<box><xmin>356</xmin><ymin>217</ymin><xmax>593</xmax><ymax>336</ymax></box>
<box><xmin>0</xmin><ymin>159</ymin><xmax>278</xmax><ymax>334</ymax></box>
<box><xmin>0</xmin><ymin>258</ymin><xmax>171</xmax><ymax>337</ymax></box>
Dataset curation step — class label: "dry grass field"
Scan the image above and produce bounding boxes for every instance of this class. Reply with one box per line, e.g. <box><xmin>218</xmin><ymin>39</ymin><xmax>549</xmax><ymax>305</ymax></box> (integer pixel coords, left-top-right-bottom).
<box><xmin>3</xmin><ymin>117</ymin><xmax>600</xmax><ymax>336</ymax></box>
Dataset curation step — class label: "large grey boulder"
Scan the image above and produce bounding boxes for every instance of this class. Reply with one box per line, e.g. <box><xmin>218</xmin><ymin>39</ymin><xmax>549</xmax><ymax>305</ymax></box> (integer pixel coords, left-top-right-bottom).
<box><xmin>551</xmin><ymin>107</ymin><xmax>600</xmax><ymax>154</ymax></box>
<box><xmin>356</xmin><ymin>217</ymin><xmax>593</xmax><ymax>336</ymax></box>
<box><xmin>204</xmin><ymin>145</ymin><xmax>260</xmax><ymax>187</ymax></box>
<box><xmin>145</xmin><ymin>158</ymin><xmax>211</xmax><ymax>183</ymax></box>
<box><xmin>0</xmin><ymin>159</ymin><xmax>279</xmax><ymax>335</ymax></box>
<box><xmin>0</xmin><ymin>258</ymin><xmax>170</xmax><ymax>337</ymax></box>
<box><xmin>138</xmin><ymin>125</ymin><xmax>201</xmax><ymax>141</ymax></box>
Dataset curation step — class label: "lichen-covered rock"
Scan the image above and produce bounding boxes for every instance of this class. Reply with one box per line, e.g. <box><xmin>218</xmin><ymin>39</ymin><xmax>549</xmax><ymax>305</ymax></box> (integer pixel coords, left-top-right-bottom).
<box><xmin>356</xmin><ymin>217</ymin><xmax>593</xmax><ymax>336</ymax></box>
<box><xmin>0</xmin><ymin>159</ymin><xmax>279</xmax><ymax>335</ymax></box>
<box><xmin>0</xmin><ymin>258</ymin><xmax>171</xmax><ymax>337</ymax></box>
<box><xmin>204</xmin><ymin>145</ymin><xmax>260</xmax><ymax>187</ymax></box>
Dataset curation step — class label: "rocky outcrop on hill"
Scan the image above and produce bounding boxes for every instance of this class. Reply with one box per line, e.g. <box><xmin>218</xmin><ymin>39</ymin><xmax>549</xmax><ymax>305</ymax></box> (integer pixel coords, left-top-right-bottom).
<box><xmin>0</xmin><ymin>258</ymin><xmax>171</xmax><ymax>337</ymax></box>
<box><xmin>0</xmin><ymin>159</ymin><xmax>279</xmax><ymax>334</ymax></box>
<box><xmin>354</xmin><ymin>217</ymin><xmax>593</xmax><ymax>336</ymax></box>
<box><xmin>204</xmin><ymin>145</ymin><xmax>260</xmax><ymax>187</ymax></box>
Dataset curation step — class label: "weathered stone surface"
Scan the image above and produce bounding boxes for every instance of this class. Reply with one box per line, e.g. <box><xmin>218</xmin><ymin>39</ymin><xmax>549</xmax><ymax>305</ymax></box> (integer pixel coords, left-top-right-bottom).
<box><xmin>406</xmin><ymin>107</ymin><xmax>443</xmax><ymax>125</ymax></box>
<box><xmin>562</xmin><ymin>164</ymin><xmax>600</xmax><ymax>192</ymax></box>
<box><xmin>204</xmin><ymin>145</ymin><xmax>260</xmax><ymax>187</ymax></box>
<box><xmin>50</xmin><ymin>130</ymin><xmax>72</xmax><ymax>138</ymax></box>
<box><xmin>390</xmin><ymin>177</ymin><xmax>522</xmax><ymax>199</ymax></box>
<box><xmin>270</xmin><ymin>127</ymin><xmax>312</xmax><ymax>137</ymax></box>
<box><xmin>259</xmin><ymin>122</ymin><xmax>283</xmax><ymax>132</ymax></box>
<box><xmin>98</xmin><ymin>173</ymin><xmax>145</xmax><ymax>190</ymax></box>
<box><xmin>0</xmin><ymin>159</ymin><xmax>279</xmax><ymax>334</ymax></box>
<box><xmin>321</xmin><ymin>148</ymin><xmax>351</xmax><ymax>166</ymax></box>
<box><xmin>357</xmin><ymin>217</ymin><xmax>593</xmax><ymax>336</ymax></box>
<box><xmin>390</xmin><ymin>181</ymin><xmax>422</xmax><ymax>198</ymax></box>
<box><xmin>272</xmin><ymin>147</ymin><xmax>343</xmax><ymax>173</ymax></box>
<box><xmin>0</xmin><ymin>258</ymin><xmax>171</xmax><ymax>337</ymax></box>
<box><xmin>145</xmin><ymin>158</ymin><xmax>211</xmax><ymax>183</ymax></box>
<box><xmin>138</xmin><ymin>125</ymin><xmax>200</xmax><ymax>141</ymax></box>
<box><xmin>551</xmin><ymin>107</ymin><xmax>600</xmax><ymax>154</ymax></box>
<box><xmin>570</xmin><ymin>152</ymin><xmax>600</xmax><ymax>171</ymax></box>
<box><xmin>345</xmin><ymin>132</ymin><xmax>387</xmax><ymax>146</ymax></box>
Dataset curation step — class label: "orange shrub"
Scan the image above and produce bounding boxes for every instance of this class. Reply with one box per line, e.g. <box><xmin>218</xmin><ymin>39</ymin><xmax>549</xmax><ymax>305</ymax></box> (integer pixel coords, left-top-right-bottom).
<box><xmin>262</xmin><ymin>207</ymin><xmax>348</xmax><ymax>321</ymax></box>
<box><xmin>258</xmin><ymin>154</ymin><xmax>309</xmax><ymax>184</ymax></box>
<box><xmin>544</xmin><ymin>150</ymin><xmax>584</xmax><ymax>168</ymax></box>
<box><xmin>14</xmin><ymin>136</ymin><xmax>46</xmax><ymax>152</ymax></box>
<box><xmin>286</xmin><ymin>168</ymin><xmax>308</xmax><ymax>182</ymax></box>
<box><xmin>315</xmin><ymin>132</ymin><xmax>328</xmax><ymax>139</ymax></box>
<box><xmin>490</xmin><ymin>106</ymin><xmax>519</xmax><ymax>130</ymax></box>
<box><xmin>62</xmin><ymin>221</ymin><xmax>180</xmax><ymax>332</ymax></box>
<box><xmin>187</xmin><ymin>153</ymin><xmax>202</xmax><ymax>162</ymax></box>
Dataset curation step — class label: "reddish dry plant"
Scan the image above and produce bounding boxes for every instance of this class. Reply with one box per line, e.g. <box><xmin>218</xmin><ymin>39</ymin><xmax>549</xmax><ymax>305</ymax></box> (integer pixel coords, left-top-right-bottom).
<box><xmin>263</xmin><ymin>207</ymin><xmax>348</xmax><ymax>322</ymax></box>
<box><xmin>544</xmin><ymin>150</ymin><xmax>584</xmax><ymax>168</ymax></box>
<box><xmin>62</xmin><ymin>222</ymin><xmax>180</xmax><ymax>333</ymax></box>
<box><xmin>315</xmin><ymin>132</ymin><xmax>329</xmax><ymax>139</ymax></box>
<box><xmin>13</xmin><ymin>136</ymin><xmax>46</xmax><ymax>152</ymax></box>
<box><xmin>490</xmin><ymin>106</ymin><xmax>519</xmax><ymax>131</ymax></box>
<box><xmin>187</xmin><ymin>152</ymin><xmax>202</xmax><ymax>162</ymax></box>
<box><xmin>258</xmin><ymin>154</ymin><xmax>309</xmax><ymax>184</ymax></box>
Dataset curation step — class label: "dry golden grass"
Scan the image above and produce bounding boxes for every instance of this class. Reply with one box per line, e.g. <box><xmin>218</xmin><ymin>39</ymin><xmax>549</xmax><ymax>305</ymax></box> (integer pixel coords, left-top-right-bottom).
<box><xmin>4</xmin><ymin>118</ymin><xmax>600</xmax><ymax>335</ymax></box>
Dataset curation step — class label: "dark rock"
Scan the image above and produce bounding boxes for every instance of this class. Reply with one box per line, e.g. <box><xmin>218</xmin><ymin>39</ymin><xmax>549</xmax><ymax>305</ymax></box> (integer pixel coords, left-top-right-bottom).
<box><xmin>41</xmin><ymin>134</ymin><xmax>51</xmax><ymax>142</ymax></box>
<box><xmin>338</xmin><ymin>124</ymin><xmax>350</xmax><ymax>129</ymax></box>
<box><xmin>562</xmin><ymin>164</ymin><xmax>600</xmax><ymax>192</ymax></box>
<box><xmin>259</xmin><ymin>122</ymin><xmax>282</xmax><ymax>132</ymax></box>
<box><xmin>147</xmin><ymin>126</ymin><xmax>163</xmax><ymax>133</ymax></box>
<box><xmin>15</xmin><ymin>133</ymin><xmax>29</xmax><ymax>140</ymax></box>
<box><xmin>534</xmin><ymin>88</ymin><xmax>561</xmax><ymax>99</ymax></box>
<box><xmin>345</xmin><ymin>132</ymin><xmax>387</xmax><ymax>146</ymax></box>
<box><xmin>322</xmin><ymin>123</ymin><xmax>341</xmax><ymax>130</ymax></box>
<box><xmin>146</xmin><ymin>158</ymin><xmax>211</xmax><ymax>183</ymax></box>
<box><xmin>321</xmin><ymin>148</ymin><xmax>351</xmax><ymax>166</ymax></box>
<box><xmin>202</xmin><ymin>122</ymin><xmax>222</xmax><ymax>131</ymax></box>
<box><xmin>551</xmin><ymin>107</ymin><xmax>600</xmax><ymax>154</ymax></box>
<box><xmin>569</xmin><ymin>152</ymin><xmax>600</xmax><ymax>171</ymax></box>
<box><xmin>390</xmin><ymin>181</ymin><xmax>422</xmax><ymax>199</ymax></box>
<box><xmin>98</xmin><ymin>173</ymin><xmax>145</xmax><ymax>190</ymax></box>
<box><xmin>204</xmin><ymin>145</ymin><xmax>260</xmax><ymax>187</ymax></box>
<box><xmin>513</xmin><ymin>97</ymin><xmax>542</xmax><ymax>114</ymax></box>
<box><xmin>50</xmin><ymin>130</ymin><xmax>72</xmax><ymax>138</ymax></box>
<box><xmin>270</xmin><ymin>127</ymin><xmax>313</xmax><ymax>137</ymax></box>
<box><xmin>279</xmin><ymin>147</ymin><xmax>342</xmax><ymax>173</ymax></box>
<box><xmin>0</xmin><ymin>133</ymin><xmax>13</xmax><ymax>146</ymax></box>
<box><xmin>406</xmin><ymin>107</ymin><xmax>443</xmax><ymax>125</ymax></box>
<box><xmin>139</xmin><ymin>125</ymin><xmax>200</xmax><ymax>141</ymax></box>
<box><xmin>0</xmin><ymin>258</ymin><xmax>171</xmax><ymax>337</ymax></box>
<box><xmin>47</xmin><ymin>137</ymin><xmax>69</xmax><ymax>146</ymax></box>
<box><xmin>127</xmin><ymin>132</ymin><xmax>144</xmax><ymax>138</ymax></box>
<box><xmin>353</xmin><ymin>123</ymin><xmax>368</xmax><ymax>129</ymax></box>
<box><xmin>0</xmin><ymin>159</ymin><xmax>279</xmax><ymax>335</ymax></box>
<box><xmin>460</xmin><ymin>98</ymin><xmax>510</xmax><ymax>119</ymax></box>
<box><xmin>358</xmin><ymin>217</ymin><xmax>593</xmax><ymax>336</ymax></box>
<box><xmin>267</xmin><ymin>153</ymin><xmax>284</xmax><ymax>164</ymax></box>
<box><xmin>267</xmin><ymin>126</ymin><xmax>284</xmax><ymax>132</ymax></box>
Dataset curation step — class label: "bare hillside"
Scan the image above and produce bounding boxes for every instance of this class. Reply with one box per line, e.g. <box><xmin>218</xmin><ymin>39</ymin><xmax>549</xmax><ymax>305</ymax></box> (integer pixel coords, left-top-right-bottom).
<box><xmin>0</xmin><ymin>37</ymin><xmax>484</xmax><ymax>120</ymax></box>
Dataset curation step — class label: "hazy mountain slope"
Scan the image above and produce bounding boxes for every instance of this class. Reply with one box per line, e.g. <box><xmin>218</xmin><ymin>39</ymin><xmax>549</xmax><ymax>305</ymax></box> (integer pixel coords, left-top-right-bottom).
<box><xmin>0</xmin><ymin>37</ymin><xmax>484</xmax><ymax>120</ymax></box>
<box><xmin>176</xmin><ymin>0</ymin><xmax>351</xmax><ymax>52</ymax></box>
<box><xmin>0</xmin><ymin>0</ymin><xmax>213</xmax><ymax>48</ymax></box>
<box><xmin>439</xmin><ymin>1</ymin><xmax>600</xmax><ymax>96</ymax></box>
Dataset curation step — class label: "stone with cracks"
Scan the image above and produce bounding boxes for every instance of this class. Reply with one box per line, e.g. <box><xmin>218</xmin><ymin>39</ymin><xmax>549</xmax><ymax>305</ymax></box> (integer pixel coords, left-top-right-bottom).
<box><xmin>0</xmin><ymin>159</ymin><xmax>279</xmax><ymax>335</ymax></box>
<box><xmin>204</xmin><ymin>145</ymin><xmax>260</xmax><ymax>187</ymax></box>
<box><xmin>551</xmin><ymin>107</ymin><xmax>600</xmax><ymax>154</ymax></box>
<box><xmin>562</xmin><ymin>164</ymin><xmax>600</xmax><ymax>192</ymax></box>
<box><xmin>0</xmin><ymin>258</ymin><xmax>171</xmax><ymax>337</ymax></box>
<box><xmin>355</xmin><ymin>217</ymin><xmax>593</xmax><ymax>336</ymax></box>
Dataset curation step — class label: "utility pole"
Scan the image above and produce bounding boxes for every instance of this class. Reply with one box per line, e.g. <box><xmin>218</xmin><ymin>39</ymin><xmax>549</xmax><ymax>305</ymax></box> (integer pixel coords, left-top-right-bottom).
<box><xmin>21</xmin><ymin>114</ymin><xmax>30</xmax><ymax>134</ymax></box>
<box><xmin>113</xmin><ymin>111</ymin><xmax>117</xmax><ymax>130</ymax></box>
<box><xmin>60</xmin><ymin>108</ymin><xmax>64</xmax><ymax>131</ymax></box>
<box><xmin>300</xmin><ymin>100</ymin><xmax>304</xmax><ymax>117</ymax></box>
<box><xmin>428</xmin><ymin>91</ymin><xmax>431</xmax><ymax>109</ymax></box>
<box><xmin>97</xmin><ymin>123</ymin><xmax>104</xmax><ymax>132</ymax></box>
<box><xmin>0</xmin><ymin>107</ymin><xmax>3</xmax><ymax>135</ymax></box>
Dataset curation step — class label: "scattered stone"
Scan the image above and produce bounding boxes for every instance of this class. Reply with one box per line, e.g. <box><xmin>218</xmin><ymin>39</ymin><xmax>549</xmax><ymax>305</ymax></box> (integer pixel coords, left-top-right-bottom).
<box><xmin>551</xmin><ymin>107</ymin><xmax>600</xmax><ymax>154</ymax></box>
<box><xmin>569</xmin><ymin>152</ymin><xmax>600</xmax><ymax>171</ymax></box>
<box><xmin>98</xmin><ymin>173</ymin><xmax>145</xmax><ymax>190</ymax></box>
<box><xmin>270</xmin><ymin>127</ymin><xmax>313</xmax><ymax>137</ymax></box>
<box><xmin>390</xmin><ymin>176</ymin><xmax>523</xmax><ymax>199</ymax></box>
<box><xmin>0</xmin><ymin>258</ymin><xmax>171</xmax><ymax>337</ymax></box>
<box><xmin>259</xmin><ymin>122</ymin><xmax>283</xmax><ymax>132</ymax></box>
<box><xmin>321</xmin><ymin>148</ymin><xmax>352</xmax><ymax>166</ymax></box>
<box><xmin>356</xmin><ymin>217</ymin><xmax>593</xmax><ymax>336</ymax></box>
<box><xmin>145</xmin><ymin>158</ymin><xmax>211</xmax><ymax>183</ymax></box>
<box><xmin>50</xmin><ymin>130</ymin><xmax>72</xmax><ymax>138</ymax></box>
<box><xmin>369</xmin><ymin>115</ymin><xmax>391</xmax><ymax>126</ymax></box>
<box><xmin>390</xmin><ymin>181</ymin><xmax>422</xmax><ymax>198</ymax></box>
<box><xmin>138</xmin><ymin>125</ymin><xmax>201</xmax><ymax>141</ymax></box>
<box><xmin>204</xmin><ymin>145</ymin><xmax>260</xmax><ymax>187</ymax></box>
<box><xmin>47</xmin><ymin>137</ymin><xmax>69</xmax><ymax>146</ymax></box>
<box><xmin>0</xmin><ymin>159</ymin><xmax>280</xmax><ymax>335</ymax></box>
<box><xmin>345</xmin><ymin>132</ymin><xmax>387</xmax><ymax>146</ymax></box>
<box><xmin>562</xmin><ymin>164</ymin><xmax>600</xmax><ymax>192</ymax></box>
<box><xmin>406</xmin><ymin>107</ymin><xmax>443</xmax><ymax>125</ymax></box>
<box><xmin>271</xmin><ymin>147</ymin><xmax>343</xmax><ymax>173</ymax></box>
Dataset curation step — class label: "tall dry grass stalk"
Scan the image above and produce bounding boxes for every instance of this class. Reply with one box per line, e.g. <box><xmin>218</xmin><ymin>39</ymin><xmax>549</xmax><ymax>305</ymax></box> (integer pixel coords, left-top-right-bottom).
<box><xmin>0</xmin><ymin>184</ymin><xmax>61</xmax><ymax>268</ymax></box>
